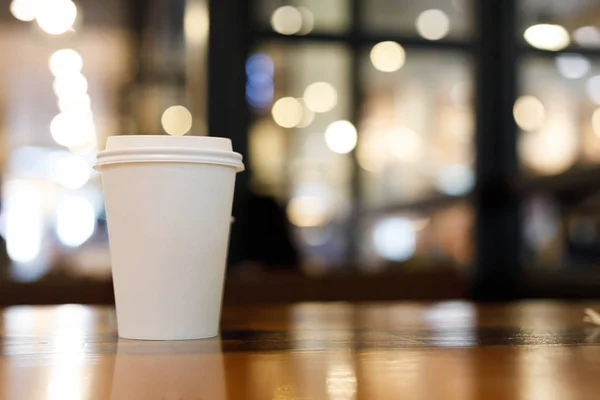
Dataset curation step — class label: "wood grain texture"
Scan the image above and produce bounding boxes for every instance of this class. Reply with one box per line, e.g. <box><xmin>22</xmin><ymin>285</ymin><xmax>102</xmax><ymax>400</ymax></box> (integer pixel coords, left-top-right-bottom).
<box><xmin>1</xmin><ymin>302</ymin><xmax>600</xmax><ymax>399</ymax></box>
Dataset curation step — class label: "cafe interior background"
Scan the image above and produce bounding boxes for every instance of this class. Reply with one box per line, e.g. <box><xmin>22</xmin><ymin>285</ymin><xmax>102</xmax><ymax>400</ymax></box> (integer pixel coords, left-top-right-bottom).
<box><xmin>1</xmin><ymin>0</ymin><xmax>600</xmax><ymax>304</ymax></box>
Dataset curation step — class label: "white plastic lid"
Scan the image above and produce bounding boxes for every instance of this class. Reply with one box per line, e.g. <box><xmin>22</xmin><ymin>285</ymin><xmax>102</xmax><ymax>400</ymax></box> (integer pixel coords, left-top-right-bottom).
<box><xmin>95</xmin><ymin>135</ymin><xmax>244</xmax><ymax>172</ymax></box>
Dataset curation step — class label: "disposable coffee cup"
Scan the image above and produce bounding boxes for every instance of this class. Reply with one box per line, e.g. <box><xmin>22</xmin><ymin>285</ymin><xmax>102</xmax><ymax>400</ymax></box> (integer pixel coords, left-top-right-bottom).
<box><xmin>95</xmin><ymin>135</ymin><xmax>244</xmax><ymax>340</ymax></box>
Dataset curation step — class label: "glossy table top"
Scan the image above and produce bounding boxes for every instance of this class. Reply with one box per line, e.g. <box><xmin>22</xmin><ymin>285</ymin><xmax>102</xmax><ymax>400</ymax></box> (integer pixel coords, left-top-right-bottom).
<box><xmin>2</xmin><ymin>301</ymin><xmax>600</xmax><ymax>399</ymax></box>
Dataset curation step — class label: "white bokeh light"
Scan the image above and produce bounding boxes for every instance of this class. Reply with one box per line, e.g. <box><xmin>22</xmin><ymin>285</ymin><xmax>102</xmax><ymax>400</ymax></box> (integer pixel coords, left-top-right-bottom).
<box><xmin>54</xmin><ymin>154</ymin><xmax>91</xmax><ymax>189</ymax></box>
<box><xmin>435</xmin><ymin>164</ymin><xmax>475</xmax><ymax>196</ymax></box>
<box><xmin>513</xmin><ymin>95</ymin><xmax>545</xmax><ymax>131</ymax></box>
<box><xmin>415</xmin><ymin>9</ymin><xmax>450</xmax><ymax>41</ymax></box>
<box><xmin>372</xmin><ymin>217</ymin><xmax>416</xmax><ymax>262</ymax></box>
<box><xmin>50</xmin><ymin>112</ymin><xmax>96</xmax><ymax>148</ymax></box>
<box><xmin>49</xmin><ymin>49</ymin><xmax>83</xmax><ymax>77</ymax></box>
<box><xmin>52</xmin><ymin>73</ymin><xmax>88</xmax><ymax>99</ymax></box>
<box><xmin>270</xmin><ymin>6</ymin><xmax>302</xmax><ymax>35</ymax></box>
<box><xmin>287</xmin><ymin>196</ymin><xmax>329</xmax><ymax>227</ymax></box>
<box><xmin>524</xmin><ymin>24</ymin><xmax>570</xmax><ymax>51</ymax></box>
<box><xmin>586</xmin><ymin>75</ymin><xmax>600</xmax><ymax>104</ymax></box>
<box><xmin>56</xmin><ymin>196</ymin><xmax>96</xmax><ymax>247</ymax></box>
<box><xmin>324</xmin><ymin>120</ymin><xmax>357</xmax><ymax>154</ymax></box>
<box><xmin>58</xmin><ymin>94</ymin><xmax>91</xmax><ymax>114</ymax></box>
<box><xmin>161</xmin><ymin>105</ymin><xmax>193</xmax><ymax>136</ymax></box>
<box><xmin>573</xmin><ymin>26</ymin><xmax>600</xmax><ymax>47</ymax></box>
<box><xmin>272</xmin><ymin>97</ymin><xmax>303</xmax><ymax>128</ymax></box>
<box><xmin>370</xmin><ymin>41</ymin><xmax>406</xmax><ymax>72</ymax></box>
<box><xmin>303</xmin><ymin>82</ymin><xmax>338</xmax><ymax>113</ymax></box>
<box><xmin>555</xmin><ymin>53</ymin><xmax>590</xmax><ymax>79</ymax></box>
<box><xmin>10</xmin><ymin>0</ymin><xmax>40</xmax><ymax>21</ymax></box>
<box><xmin>387</xmin><ymin>127</ymin><xmax>424</xmax><ymax>162</ymax></box>
<box><xmin>36</xmin><ymin>0</ymin><xmax>77</xmax><ymax>35</ymax></box>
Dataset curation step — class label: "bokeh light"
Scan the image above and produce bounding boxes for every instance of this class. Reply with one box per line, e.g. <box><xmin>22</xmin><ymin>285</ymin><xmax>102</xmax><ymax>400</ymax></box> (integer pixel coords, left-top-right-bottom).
<box><xmin>520</xmin><ymin>127</ymin><xmax>578</xmax><ymax>175</ymax></box>
<box><xmin>270</xmin><ymin>6</ymin><xmax>302</xmax><ymax>35</ymax></box>
<box><xmin>50</xmin><ymin>113</ymin><xmax>96</xmax><ymax>147</ymax></box>
<box><xmin>357</xmin><ymin>129</ymin><xmax>388</xmax><ymax>172</ymax></box>
<box><xmin>372</xmin><ymin>217</ymin><xmax>416</xmax><ymax>262</ymax></box>
<box><xmin>58</xmin><ymin>94</ymin><xmax>91</xmax><ymax>113</ymax></box>
<box><xmin>435</xmin><ymin>164</ymin><xmax>475</xmax><ymax>196</ymax></box>
<box><xmin>586</xmin><ymin>75</ymin><xmax>600</xmax><ymax>104</ymax></box>
<box><xmin>271</xmin><ymin>97</ymin><xmax>303</xmax><ymax>128</ymax></box>
<box><xmin>573</xmin><ymin>26</ymin><xmax>600</xmax><ymax>47</ymax></box>
<box><xmin>555</xmin><ymin>53</ymin><xmax>590</xmax><ymax>79</ymax></box>
<box><xmin>449</xmin><ymin>80</ymin><xmax>471</xmax><ymax>108</ymax></box>
<box><xmin>10</xmin><ymin>0</ymin><xmax>39</xmax><ymax>21</ymax></box>
<box><xmin>161</xmin><ymin>105</ymin><xmax>193</xmax><ymax>136</ymax></box>
<box><xmin>56</xmin><ymin>196</ymin><xmax>96</xmax><ymax>247</ymax></box>
<box><xmin>287</xmin><ymin>196</ymin><xmax>329</xmax><ymax>227</ymax></box>
<box><xmin>524</xmin><ymin>24</ymin><xmax>570</xmax><ymax>51</ymax></box>
<box><xmin>49</xmin><ymin>49</ymin><xmax>83</xmax><ymax>77</ymax></box>
<box><xmin>513</xmin><ymin>95</ymin><xmax>545</xmax><ymax>131</ymax></box>
<box><xmin>592</xmin><ymin>108</ymin><xmax>600</xmax><ymax>137</ymax></box>
<box><xmin>303</xmin><ymin>82</ymin><xmax>338</xmax><ymax>113</ymax></box>
<box><xmin>36</xmin><ymin>0</ymin><xmax>77</xmax><ymax>35</ymax></box>
<box><xmin>296</xmin><ymin>99</ymin><xmax>315</xmax><ymax>128</ymax></box>
<box><xmin>52</xmin><ymin>73</ymin><xmax>88</xmax><ymax>99</ymax></box>
<box><xmin>370</xmin><ymin>41</ymin><xmax>406</xmax><ymax>72</ymax></box>
<box><xmin>54</xmin><ymin>154</ymin><xmax>91</xmax><ymax>189</ymax></box>
<box><xmin>415</xmin><ymin>9</ymin><xmax>450</xmax><ymax>41</ymax></box>
<box><xmin>324</xmin><ymin>120</ymin><xmax>357</xmax><ymax>154</ymax></box>
<box><xmin>297</xmin><ymin>7</ymin><xmax>314</xmax><ymax>35</ymax></box>
<box><xmin>387</xmin><ymin>127</ymin><xmax>423</xmax><ymax>162</ymax></box>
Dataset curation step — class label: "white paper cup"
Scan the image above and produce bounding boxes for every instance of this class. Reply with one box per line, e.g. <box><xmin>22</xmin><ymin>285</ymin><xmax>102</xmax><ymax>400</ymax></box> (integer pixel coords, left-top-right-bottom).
<box><xmin>95</xmin><ymin>135</ymin><xmax>244</xmax><ymax>340</ymax></box>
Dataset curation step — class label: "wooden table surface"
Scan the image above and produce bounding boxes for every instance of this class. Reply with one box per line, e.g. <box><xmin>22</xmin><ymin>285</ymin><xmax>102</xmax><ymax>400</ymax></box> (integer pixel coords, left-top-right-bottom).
<box><xmin>2</xmin><ymin>301</ymin><xmax>600</xmax><ymax>399</ymax></box>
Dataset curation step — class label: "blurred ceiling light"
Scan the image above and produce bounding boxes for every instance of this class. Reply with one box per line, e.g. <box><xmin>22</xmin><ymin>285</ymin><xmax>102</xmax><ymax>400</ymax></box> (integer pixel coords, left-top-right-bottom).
<box><xmin>271</xmin><ymin>97</ymin><xmax>303</xmax><ymax>128</ymax></box>
<box><xmin>271</xmin><ymin>6</ymin><xmax>302</xmax><ymax>35</ymax></box>
<box><xmin>36</xmin><ymin>0</ymin><xmax>77</xmax><ymax>35</ymax></box>
<box><xmin>52</xmin><ymin>73</ymin><xmax>88</xmax><ymax>99</ymax></box>
<box><xmin>58</xmin><ymin>93</ymin><xmax>91</xmax><ymax>113</ymax></box>
<box><xmin>387</xmin><ymin>127</ymin><xmax>424</xmax><ymax>162</ymax></box>
<box><xmin>287</xmin><ymin>196</ymin><xmax>329</xmax><ymax>227</ymax></box>
<box><xmin>50</xmin><ymin>112</ymin><xmax>96</xmax><ymax>147</ymax></box>
<box><xmin>3</xmin><ymin>180</ymin><xmax>43</xmax><ymax>263</ymax></box>
<box><xmin>435</xmin><ymin>164</ymin><xmax>474</xmax><ymax>196</ymax></box>
<box><xmin>370</xmin><ymin>41</ymin><xmax>406</xmax><ymax>72</ymax></box>
<box><xmin>297</xmin><ymin>7</ymin><xmax>314</xmax><ymax>35</ymax></box>
<box><xmin>296</xmin><ymin>99</ymin><xmax>315</xmax><ymax>128</ymax></box>
<box><xmin>184</xmin><ymin>1</ymin><xmax>209</xmax><ymax>44</ymax></box>
<box><xmin>415</xmin><ymin>9</ymin><xmax>450</xmax><ymax>41</ymax></box>
<box><xmin>303</xmin><ymin>82</ymin><xmax>338</xmax><ymax>113</ymax></box>
<box><xmin>49</xmin><ymin>48</ymin><xmax>83</xmax><ymax>77</ymax></box>
<box><xmin>56</xmin><ymin>196</ymin><xmax>96</xmax><ymax>247</ymax></box>
<box><xmin>161</xmin><ymin>105</ymin><xmax>192</xmax><ymax>136</ymax></box>
<box><xmin>357</xmin><ymin>129</ymin><xmax>387</xmax><ymax>172</ymax></box>
<box><xmin>513</xmin><ymin>95</ymin><xmax>545</xmax><ymax>131</ymax></box>
<box><xmin>586</xmin><ymin>75</ymin><xmax>600</xmax><ymax>104</ymax></box>
<box><xmin>523</xmin><ymin>24</ymin><xmax>570</xmax><ymax>51</ymax></box>
<box><xmin>555</xmin><ymin>53</ymin><xmax>590</xmax><ymax>79</ymax></box>
<box><xmin>593</xmin><ymin>108</ymin><xmax>600</xmax><ymax>137</ymax></box>
<box><xmin>449</xmin><ymin>80</ymin><xmax>471</xmax><ymax>108</ymax></box>
<box><xmin>324</xmin><ymin>120</ymin><xmax>357</xmax><ymax>154</ymax></box>
<box><xmin>372</xmin><ymin>217</ymin><xmax>416</xmax><ymax>262</ymax></box>
<box><xmin>573</xmin><ymin>26</ymin><xmax>600</xmax><ymax>47</ymax></box>
<box><xmin>520</xmin><ymin>128</ymin><xmax>577</xmax><ymax>175</ymax></box>
<box><xmin>54</xmin><ymin>154</ymin><xmax>90</xmax><ymax>189</ymax></box>
<box><xmin>10</xmin><ymin>0</ymin><xmax>39</xmax><ymax>21</ymax></box>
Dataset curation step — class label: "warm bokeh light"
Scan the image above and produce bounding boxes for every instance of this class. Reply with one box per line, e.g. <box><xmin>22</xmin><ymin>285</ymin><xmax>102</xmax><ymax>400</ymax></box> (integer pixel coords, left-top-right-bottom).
<box><xmin>54</xmin><ymin>154</ymin><xmax>91</xmax><ymax>189</ymax></box>
<box><xmin>324</xmin><ymin>120</ymin><xmax>357</xmax><ymax>154</ymax></box>
<box><xmin>520</xmin><ymin>127</ymin><xmax>578</xmax><ymax>175</ymax></box>
<box><xmin>52</xmin><ymin>73</ymin><xmax>88</xmax><ymax>99</ymax></box>
<box><xmin>271</xmin><ymin>97</ymin><xmax>303</xmax><ymax>128</ymax></box>
<box><xmin>58</xmin><ymin>94</ymin><xmax>91</xmax><ymax>113</ymax></box>
<box><xmin>555</xmin><ymin>53</ymin><xmax>590</xmax><ymax>79</ymax></box>
<box><xmin>161</xmin><ymin>105</ymin><xmax>193</xmax><ymax>136</ymax></box>
<box><xmin>270</xmin><ymin>6</ymin><xmax>302</xmax><ymax>35</ymax></box>
<box><xmin>297</xmin><ymin>7</ymin><xmax>314</xmax><ymax>35</ymax></box>
<box><xmin>56</xmin><ymin>196</ymin><xmax>96</xmax><ymax>247</ymax></box>
<box><xmin>303</xmin><ymin>82</ymin><xmax>338</xmax><ymax>113</ymax></box>
<box><xmin>184</xmin><ymin>1</ymin><xmax>209</xmax><ymax>44</ymax></box>
<box><xmin>296</xmin><ymin>99</ymin><xmax>315</xmax><ymax>128</ymax></box>
<box><xmin>415</xmin><ymin>9</ymin><xmax>450</xmax><ymax>41</ymax></box>
<box><xmin>513</xmin><ymin>95</ymin><xmax>545</xmax><ymax>131</ymax></box>
<box><xmin>387</xmin><ymin>127</ymin><xmax>423</xmax><ymax>162</ymax></box>
<box><xmin>586</xmin><ymin>75</ymin><xmax>600</xmax><ymax>104</ymax></box>
<box><xmin>287</xmin><ymin>196</ymin><xmax>329</xmax><ymax>227</ymax></box>
<box><xmin>593</xmin><ymin>108</ymin><xmax>600</xmax><ymax>137</ymax></box>
<box><xmin>524</xmin><ymin>24</ymin><xmax>570</xmax><ymax>51</ymax></box>
<box><xmin>36</xmin><ymin>0</ymin><xmax>77</xmax><ymax>35</ymax></box>
<box><xmin>50</xmin><ymin>113</ymin><xmax>96</xmax><ymax>147</ymax></box>
<box><xmin>357</xmin><ymin>129</ymin><xmax>388</xmax><ymax>172</ymax></box>
<box><xmin>10</xmin><ymin>0</ymin><xmax>39</xmax><ymax>21</ymax></box>
<box><xmin>435</xmin><ymin>164</ymin><xmax>474</xmax><ymax>196</ymax></box>
<box><xmin>49</xmin><ymin>48</ymin><xmax>83</xmax><ymax>77</ymax></box>
<box><xmin>370</xmin><ymin>41</ymin><xmax>406</xmax><ymax>72</ymax></box>
<box><xmin>573</xmin><ymin>26</ymin><xmax>600</xmax><ymax>47</ymax></box>
<box><xmin>372</xmin><ymin>217</ymin><xmax>416</xmax><ymax>262</ymax></box>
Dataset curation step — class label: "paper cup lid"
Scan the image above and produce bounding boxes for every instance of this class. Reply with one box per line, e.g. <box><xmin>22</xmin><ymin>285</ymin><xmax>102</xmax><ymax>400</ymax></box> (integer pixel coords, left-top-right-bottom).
<box><xmin>95</xmin><ymin>135</ymin><xmax>244</xmax><ymax>172</ymax></box>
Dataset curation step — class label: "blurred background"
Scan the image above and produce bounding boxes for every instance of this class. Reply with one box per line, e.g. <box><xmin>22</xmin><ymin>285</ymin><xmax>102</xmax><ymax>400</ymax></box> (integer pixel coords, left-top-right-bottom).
<box><xmin>1</xmin><ymin>0</ymin><xmax>600</xmax><ymax>304</ymax></box>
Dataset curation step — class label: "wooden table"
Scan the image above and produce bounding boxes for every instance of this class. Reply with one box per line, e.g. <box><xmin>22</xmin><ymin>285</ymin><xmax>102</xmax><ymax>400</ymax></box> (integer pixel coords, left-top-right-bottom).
<box><xmin>2</xmin><ymin>301</ymin><xmax>600</xmax><ymax>399</ymax></box>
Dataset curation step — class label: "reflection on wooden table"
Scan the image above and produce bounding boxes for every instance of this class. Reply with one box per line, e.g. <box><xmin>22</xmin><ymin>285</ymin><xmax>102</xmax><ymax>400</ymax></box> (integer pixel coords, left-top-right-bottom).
<box><xmin>2</xmin><ymin>302</ymin><xmax>600</xmax><ymax>399</ymax></box>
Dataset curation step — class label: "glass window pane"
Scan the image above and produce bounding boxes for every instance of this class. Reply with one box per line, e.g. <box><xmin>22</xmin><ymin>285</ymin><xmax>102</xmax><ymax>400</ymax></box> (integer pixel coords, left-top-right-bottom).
<box><xmin>359</xmin><ymin>47</ymin><xmax>474</xmax><ymax>207</ymax></box>
<box><xmin>255</xmin><ymin>0</ymin><xmax>350</xmax><ymax>34</ymax></box>
<box><xmin>362</xmin><ymin>0</ymin><xmax>473</xmax><ymax>40</ymax></box>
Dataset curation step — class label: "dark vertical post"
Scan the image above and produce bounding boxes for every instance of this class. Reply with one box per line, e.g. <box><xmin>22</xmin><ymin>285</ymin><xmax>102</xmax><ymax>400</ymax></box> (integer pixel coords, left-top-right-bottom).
<box><xmin>472</xmin><ymin>0</ymin><xmax>521</xmax><ymax>300</ymax></box>
<box><xmin>208</xmin><ymin>0</ymin><xmax>250</xmax><ymax>266</ymax></box>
